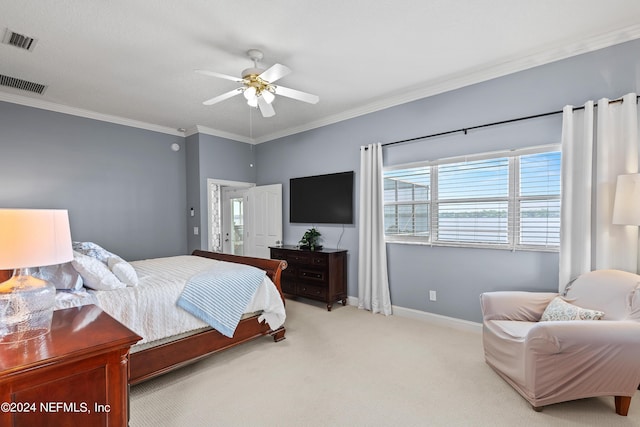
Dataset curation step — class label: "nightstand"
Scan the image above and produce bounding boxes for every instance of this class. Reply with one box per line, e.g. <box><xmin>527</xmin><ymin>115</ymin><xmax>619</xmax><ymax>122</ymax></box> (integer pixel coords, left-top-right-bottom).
<box><xmin>0</xmin><ymin>304</ymin><xmax>141</xmax><ymax>426</ymax></box>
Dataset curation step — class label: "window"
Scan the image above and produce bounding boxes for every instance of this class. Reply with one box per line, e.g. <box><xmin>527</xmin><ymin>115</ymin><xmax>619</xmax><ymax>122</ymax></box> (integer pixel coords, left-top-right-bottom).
<box><xmin>384</xmin><ymin>167</ymin><xmax>430</xmax><ymax>240</ymax></box>
<box><xmin>517</xmin><ymin>151</ymin><xmax>561</xmax><ymax>248</ymax></box>
<box><xmin>383</xmin><ymin>146</ymin><xmax>561</xmax><ymax>251</ymax></box>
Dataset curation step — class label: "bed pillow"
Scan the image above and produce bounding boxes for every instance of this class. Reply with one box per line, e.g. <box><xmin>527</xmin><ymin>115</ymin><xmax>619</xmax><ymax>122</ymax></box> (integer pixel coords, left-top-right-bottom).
<box><xmin>107</xmin><ymin>256</ymin><xmax>139</xmax><ymax>287</ymax></box>
<box><xmin>71</xmin><ymin>251</ymin><xmax>126</xmax><ymax>291</ymax></box>
<box><xmin>540</xmin><ymin>296</ymin><xmax>604</xmax><ymax>321</ymax></box>
<box><xmin>72</xmin><ymin>241</ymin><xmax>116</xmax><ymax>264</ymax></box>
<box><xmin>34</xmin><ymin>262</ymin><xmax>84</xmax><ymax>290</ymax></box>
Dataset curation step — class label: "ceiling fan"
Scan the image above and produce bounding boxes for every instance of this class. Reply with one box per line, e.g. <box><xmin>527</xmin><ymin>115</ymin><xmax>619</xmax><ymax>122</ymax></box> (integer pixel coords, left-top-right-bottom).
<box><xmin>196</xmin><ymin>49</ymin><xmax>319</xmax><ymax>118</ymax></box>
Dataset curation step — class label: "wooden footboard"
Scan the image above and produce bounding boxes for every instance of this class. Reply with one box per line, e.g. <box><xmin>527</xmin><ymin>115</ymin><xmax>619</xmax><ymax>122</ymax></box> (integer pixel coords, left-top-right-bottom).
<box><xmin>128</xmin><ymin>250</ymin><xmax>288</xmax><ymax>384</ymax></box>
<box><xmin>129</xmin><ymin>315</ymin><xmax>284</xmax><ymax>385</ymax></box>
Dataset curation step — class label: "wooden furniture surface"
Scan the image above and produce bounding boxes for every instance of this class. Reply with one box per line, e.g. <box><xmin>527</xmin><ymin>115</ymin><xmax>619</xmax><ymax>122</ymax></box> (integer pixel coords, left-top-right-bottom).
<box><xmin>128</xmin><ymin>250</ymin><xmax>287</xmax><ymax>385</ymax></box>
<box><xmin>0</xmin><ymin>305</ymin><xmax>141</xmax><ymax>427</ymax></box>
<box><xmin>270</xmin><ymin>245</ymin><xmax>347</xmax><ymax>311</ymax></box>
<box><xmin>0</xmin><ymin>270</ymin><xmax>11</xmax><ymax>283</ymax></box>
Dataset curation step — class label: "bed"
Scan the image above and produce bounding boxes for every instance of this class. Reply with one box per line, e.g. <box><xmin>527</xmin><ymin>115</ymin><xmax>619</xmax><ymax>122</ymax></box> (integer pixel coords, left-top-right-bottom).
<box><xmin>0</xmin><ymin>249</ymin><xmax>287</xmax><ymax>385</ymax></box>
<box><xmin>127</xmin><ymin>250</ymin><xmax>287</xmax><ymax>384</ymax></box>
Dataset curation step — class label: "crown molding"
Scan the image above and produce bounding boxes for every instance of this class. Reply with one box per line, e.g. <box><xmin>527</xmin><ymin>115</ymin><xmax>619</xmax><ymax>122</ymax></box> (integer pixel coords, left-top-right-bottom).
<box><xmin>253</xmin><ymin>23</ymin><xmax>640</xmax><ymax>144</ymax></box>
<box><xmin>192</xmin><ymin>125</ymin><xmax>254</xmax><ymax>144</ymax></box>
<box><xmin>0</xmin><ymin>92</ymin><xmax>185</xmax><ymax>137</ymax></box>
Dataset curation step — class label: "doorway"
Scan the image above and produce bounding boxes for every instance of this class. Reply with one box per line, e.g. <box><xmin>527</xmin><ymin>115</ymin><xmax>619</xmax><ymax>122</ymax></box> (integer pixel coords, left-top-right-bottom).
<box><xmin>222</xmin><ymin>187</ymin><xmax>248</xmax><ymax>255</ymax></box>
<box><xmin>207</xmin><ymin>179</ymin><xmax>282</xmax><ymax>257</ymax></box>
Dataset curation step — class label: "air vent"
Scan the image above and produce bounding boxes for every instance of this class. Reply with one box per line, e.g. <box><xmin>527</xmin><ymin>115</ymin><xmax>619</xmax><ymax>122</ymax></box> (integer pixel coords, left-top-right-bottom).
<box><xmin>2</xmin><ymin>29</ymin><xmax>37</xmax><ymax>51</ymax></box>
<box><xmin>0</xmin><ymin>74</ymin><xmax>46</xmax><ymax>94</ymax></box>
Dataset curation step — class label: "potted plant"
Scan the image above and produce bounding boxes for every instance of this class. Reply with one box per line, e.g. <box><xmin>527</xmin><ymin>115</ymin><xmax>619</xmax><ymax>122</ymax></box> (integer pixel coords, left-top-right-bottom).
<box><xmin>299</xmin><ymin>227</ymin><xmax>322</xmax><ymax>250</ymax></box>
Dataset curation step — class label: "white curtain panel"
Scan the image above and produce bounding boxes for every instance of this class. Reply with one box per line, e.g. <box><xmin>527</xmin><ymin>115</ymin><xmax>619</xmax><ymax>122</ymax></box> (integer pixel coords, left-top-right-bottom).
<box><xmin>559</xmin><ymin>93</ymin><xmax>639</xmax><ymax>291</ymax></box>
<box><xmin>559</xmin><ymin>101</ymin><xmax>594</xmax><ymax>289</ymax></box>
<box><xmin>358</xmin><ymin>143</ymin><xmax>392</xmax><ymax>315</ymax></box>
<box><xmin>594</xmin><ymin>93</ymin><xmax>639</xmax><ymax>270</ymax></box>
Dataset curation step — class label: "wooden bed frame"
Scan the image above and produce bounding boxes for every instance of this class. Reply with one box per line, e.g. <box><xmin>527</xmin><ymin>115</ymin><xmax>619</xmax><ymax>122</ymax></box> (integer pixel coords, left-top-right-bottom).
<box><xmin>0</xmin><ymin>250</ymin><xmax>288</xmax><ymax>385</ymax></box>
<box><xmin>128</xmin><ymin>250</ymin><xmax>287</xmax><ymax>385</ymax></box>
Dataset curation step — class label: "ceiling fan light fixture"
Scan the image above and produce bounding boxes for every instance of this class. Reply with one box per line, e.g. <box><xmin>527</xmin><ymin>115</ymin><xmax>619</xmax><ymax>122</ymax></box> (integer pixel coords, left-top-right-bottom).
<box><xmin>243</xmin><ymin>86</ymin><xmax>257</xmax><ymax>101</ymax></box>
<box><xmin>247</xmin><ymin>97</ymin><xmax>258</xmax><ymax>108</ymax></box>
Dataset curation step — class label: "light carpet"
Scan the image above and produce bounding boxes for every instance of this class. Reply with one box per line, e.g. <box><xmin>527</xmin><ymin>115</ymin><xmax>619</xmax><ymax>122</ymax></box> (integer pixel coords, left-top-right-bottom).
<box><xmin>130</xmin><ymin>299</ymin><xmax>640</xmax><ymax>426</ymax></box>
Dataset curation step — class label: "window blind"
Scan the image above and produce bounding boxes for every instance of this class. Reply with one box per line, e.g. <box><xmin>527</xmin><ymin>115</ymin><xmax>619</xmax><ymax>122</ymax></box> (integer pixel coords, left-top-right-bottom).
<box><xmin>383</xmin><ymin>146</ymin><xmax>561</xmax><ymax>251</ymax></box>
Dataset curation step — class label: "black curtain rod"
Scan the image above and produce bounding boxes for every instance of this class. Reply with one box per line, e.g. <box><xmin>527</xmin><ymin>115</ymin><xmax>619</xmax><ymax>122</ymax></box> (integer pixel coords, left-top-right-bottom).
<box><xmin>379</xmin><ymin>95</ymin><xmax>639</xmax><ymax>149</ymax></box>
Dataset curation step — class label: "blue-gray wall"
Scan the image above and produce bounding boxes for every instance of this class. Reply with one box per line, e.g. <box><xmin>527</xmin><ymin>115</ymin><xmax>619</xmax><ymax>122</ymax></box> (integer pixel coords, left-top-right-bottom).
<box><xmin>0</xmin><ymin>102</ymin><xmax>188</xmax><ymax>261</ymax></box>
<box><xmin>185</xmin><ymin>132</ymin><xmax>256</xmax><ymax>253</ymax></box>
<box><xmin>256</xmin><ymin>38</ymin><xmax>640</xmax><ymax>323</ymax></box>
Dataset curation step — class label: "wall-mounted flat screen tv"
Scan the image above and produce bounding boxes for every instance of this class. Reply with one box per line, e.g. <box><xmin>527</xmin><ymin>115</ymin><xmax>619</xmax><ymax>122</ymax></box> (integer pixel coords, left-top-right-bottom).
<box><xmin>290</xmin><ymin>171</ymin><xmax>354</xmax><ymax>224</ymax></box>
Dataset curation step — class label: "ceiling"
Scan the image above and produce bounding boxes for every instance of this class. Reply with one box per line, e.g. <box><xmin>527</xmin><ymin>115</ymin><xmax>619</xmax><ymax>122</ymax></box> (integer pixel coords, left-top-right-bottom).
<box><xmin>1</xmin><ymin>1</ymin><xmax>640</xmax><ymax>144</ymax></box>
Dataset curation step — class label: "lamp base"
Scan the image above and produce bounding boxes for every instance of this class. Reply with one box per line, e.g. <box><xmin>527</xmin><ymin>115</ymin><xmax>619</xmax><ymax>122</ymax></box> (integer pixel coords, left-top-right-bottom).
<box><xmin>0</xmin><ymin>270</ymin><xmax>56</xmax><ymax>343</ymax></box>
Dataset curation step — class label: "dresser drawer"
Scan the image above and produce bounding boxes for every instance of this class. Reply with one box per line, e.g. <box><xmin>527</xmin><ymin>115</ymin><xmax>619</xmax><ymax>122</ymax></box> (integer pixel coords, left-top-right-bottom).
<box><xmin>272</xmin><ymin>249</ymin><xmax>312</xmax><ymax>265</ymax></box>
<box><xmin>297</xmin><ymin>283</ymin><xmax>327</xmax><ymax>299</ymax></box>
<box><xmin>288</xmin><ymin>253</ymin><xmax>312</xmax><ymax>265</ymax></box>
<box><xmin>271</xmin><ymin>248</ymin><xmax>324</xmax><ymax>265</ymax></box>
<box><xmin>309</xmin><ymin>255</ymin><xmax>327</xmax><ymax>267</ymax></box>
<box><xmin>270</xmin><ymin>249</ymin><xmax>287</xmax><ymax>261</ymax></box>
<box><xmin>298</xmin><ymin>268</ymin><xmax>326</xmax><ymax>282</ymax></box>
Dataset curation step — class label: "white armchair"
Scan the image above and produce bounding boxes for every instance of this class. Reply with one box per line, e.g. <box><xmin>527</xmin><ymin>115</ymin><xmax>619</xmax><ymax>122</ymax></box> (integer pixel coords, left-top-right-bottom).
<box><xmin>480</xmin><ymin>269</ymin><xmax>640</xmax><ymax>415</ymax></box>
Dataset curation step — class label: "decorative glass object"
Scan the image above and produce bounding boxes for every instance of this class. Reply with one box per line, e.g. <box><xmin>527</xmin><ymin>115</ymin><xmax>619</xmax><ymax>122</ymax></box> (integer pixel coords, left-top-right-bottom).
<box><xmin>0</xmin><ymin>269</ymin><xmax>56</xmax><ymax>342</ymax></box>
<box><xmin>0</xmin><ymin>209</ymin><xmax>73</xmax><ymax>343</ymax></box>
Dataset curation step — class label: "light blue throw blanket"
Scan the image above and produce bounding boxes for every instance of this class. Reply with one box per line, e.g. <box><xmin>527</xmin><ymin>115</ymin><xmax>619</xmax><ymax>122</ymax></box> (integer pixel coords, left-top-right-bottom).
<box><xmin>177</xmin><ymin>263</ymin><xmax>266</xmax><ymax>338</ymax></box>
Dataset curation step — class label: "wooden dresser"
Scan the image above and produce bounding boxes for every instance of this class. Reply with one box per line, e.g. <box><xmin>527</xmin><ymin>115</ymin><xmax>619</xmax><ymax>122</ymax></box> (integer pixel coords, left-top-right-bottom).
<box><xmin>270</xmin><ymin>245</ymin><xmax>347</xmax><ymax>311</ymax></box>
<box><xmin>0</xmin><ymin>305</ymin><xmax>141</xmax><ymax>426</ymax></box>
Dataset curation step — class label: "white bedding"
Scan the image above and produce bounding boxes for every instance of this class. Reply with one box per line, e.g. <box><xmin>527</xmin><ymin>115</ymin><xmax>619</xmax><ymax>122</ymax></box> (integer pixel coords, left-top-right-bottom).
<box><xmin>57</xmin><ymin>255</ymin><xmax>286</xmax><ymax>346</ymax></box>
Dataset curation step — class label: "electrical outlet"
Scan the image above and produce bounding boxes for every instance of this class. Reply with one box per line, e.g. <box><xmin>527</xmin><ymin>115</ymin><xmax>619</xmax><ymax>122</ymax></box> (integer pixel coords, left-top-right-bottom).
<box><xmin>193</xmin><ymin>226</ymin><xmax>199</xmax><ymax>235</ymax></box>
<box><xmin>429</xmin><ymin>290</ymin><xmax>437</xmax><ymax>301</ymax></box>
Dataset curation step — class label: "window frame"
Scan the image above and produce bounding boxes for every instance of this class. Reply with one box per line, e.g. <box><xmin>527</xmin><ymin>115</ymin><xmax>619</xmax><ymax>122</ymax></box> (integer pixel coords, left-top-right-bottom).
<box><xmin>383</xmin><ymin>166</ymin><xmax>431</xmax><ymax>241</ymax></box>
<box><xmin>383</xmin><ymin>145</ymin><xmax>561</xmax><ymax>252</ymax></box>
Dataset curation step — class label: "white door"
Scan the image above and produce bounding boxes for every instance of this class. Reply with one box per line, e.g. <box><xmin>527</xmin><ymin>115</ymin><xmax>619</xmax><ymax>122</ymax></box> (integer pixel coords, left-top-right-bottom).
<box><xmin>245</xmin><ymin>184</ymin><xmax>283</xmax><ymax>258</ymax></box>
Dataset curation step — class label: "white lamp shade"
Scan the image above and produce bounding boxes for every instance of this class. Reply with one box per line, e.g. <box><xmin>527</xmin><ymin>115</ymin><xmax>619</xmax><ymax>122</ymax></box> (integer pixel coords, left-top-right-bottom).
<box><xmin>0</xmin><ymin>209</ymin><xmax>73</xmax><ymax>269</ymax></box>
<box><xmin>612</xmin><ymin>174</ymin><xmax>640</xmax><ymax>225</ymax></box>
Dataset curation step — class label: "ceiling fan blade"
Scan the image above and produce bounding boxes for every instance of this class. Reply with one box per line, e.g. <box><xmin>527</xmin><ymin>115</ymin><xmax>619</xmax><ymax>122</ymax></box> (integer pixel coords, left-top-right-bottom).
<box><xmin>258</xmin><ymin>64</ymin><xmax>291</xmax><ymax>83</ymax></box>
<box><xmin>202</xmin><ymin>88</ymin><xmax>244</xmax><ymax>106</ymax></box>
<box><xmin>274</xmin><ymin>85</ymin><xmax>319</xmax><ymax>104</ymax></box>
<box><xmin>195</xmin><ymin>69</ymin><xmax>244</xmax><ymax>83</ymax></box>
<box><xmin>257</xmin><ymin>95</ymin><xmax>276</xmax><ymax>117</ymax></box>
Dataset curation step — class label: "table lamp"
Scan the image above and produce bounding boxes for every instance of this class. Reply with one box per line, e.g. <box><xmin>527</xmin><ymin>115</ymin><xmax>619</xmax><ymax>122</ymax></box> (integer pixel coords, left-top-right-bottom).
<box><xmin>0</xmin><ymin>209</ymin><xmax>73</xmax><ymax>343</ymax></box>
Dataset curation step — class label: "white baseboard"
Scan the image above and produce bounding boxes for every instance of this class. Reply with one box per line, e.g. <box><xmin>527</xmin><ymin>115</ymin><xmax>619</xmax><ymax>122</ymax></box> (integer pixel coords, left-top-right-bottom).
<box><xmin>346</xmin><ymin>296</ymin><xmax>482</xmax><ymax>333</ymax></box>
